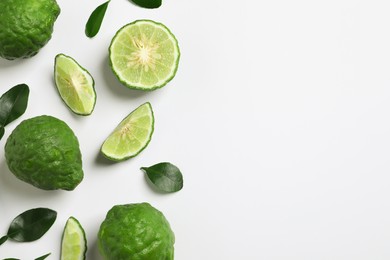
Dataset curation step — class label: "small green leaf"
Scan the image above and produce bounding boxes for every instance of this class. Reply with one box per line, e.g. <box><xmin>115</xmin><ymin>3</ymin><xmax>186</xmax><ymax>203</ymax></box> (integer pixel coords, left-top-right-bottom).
<box><xmin>0</xmin><ymin>235</ymin><xmax>8</xmax><ymax>245</ymax></box>
<box><xmin>85</xmin><ymin>0</ymin><xmax>110</xmax><ymax>38</ymax></box>
<box><xmin>35</xmin><ymin>253</ymin><xmax>51</xmax><ymax>260</ymax></box>
<box><xmin>2</xmin><ymin>253</ymin><xmax>51</xmax><ymax>260</ymax></box>
<box><xmin>130</xmin><ymin>0</ymin><xmax>161</xmax><ymax>8</ymax></box>
<box><xmin>141</xmin><ymin>162</ymin><xmax>183</xmax><ymax>192</ymax></box>
<box><xmin>6</xmin><ymin>208</ymin><xmax>57</xmax><ymax>242</ymax></box>
<box><xmin>0</xmin><ymin>84</ymin><xmax>29</xmax><ymax>126</ymax></box>
<box><xmin>0</xmin><ymin>126</ymin><xmax>4</xmax><ymax>140</ymax></box>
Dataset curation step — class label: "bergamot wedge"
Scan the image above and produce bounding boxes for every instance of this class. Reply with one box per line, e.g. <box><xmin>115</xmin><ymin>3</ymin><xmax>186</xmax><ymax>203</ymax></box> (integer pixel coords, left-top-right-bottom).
<box><xmin>101</xmin><ymin>102</ymin><xmax>154</xmax><ymax>161</ymax></box>
<box><xmin>54</xmin><ymin>54</ymin><xmax>96</xmax><ymax>115</ymax></box>
<box><xmin>61</xmin><ymin>216</ymin><xmax>87</xmax><ymax>260</ymax></box>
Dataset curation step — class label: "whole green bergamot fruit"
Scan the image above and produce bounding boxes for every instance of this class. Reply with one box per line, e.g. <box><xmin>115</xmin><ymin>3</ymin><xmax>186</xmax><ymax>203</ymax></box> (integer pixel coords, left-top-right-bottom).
<box><xmin>5</xmin><ymin>115</ymin><xmax>83</xmax><ymax>190</ymax></box>
<box><xmin>0</xmin><ymin>0</ymin><xmax>60</xmax><ymax>60</ymax></box>
<box><xmin>98</xmin><ymin>203</ymin><xmax>175</xmax><ymax>260</ymax></box>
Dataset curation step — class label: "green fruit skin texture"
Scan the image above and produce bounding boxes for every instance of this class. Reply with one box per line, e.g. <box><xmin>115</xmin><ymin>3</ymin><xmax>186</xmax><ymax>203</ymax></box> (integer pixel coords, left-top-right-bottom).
<box><xmin>98</xmin><ymin>203</ymin><xmax>175</xmax><ymax>260</ymax></box>
<box><xmin>0</xmin><ymin>0</ymin><xmax>60</xmax><ymax>59</ymax></box>
<box><xmin>5</xmin><ymin>115</ymin><xmax>83</xmax><ymax>190</ymax></box>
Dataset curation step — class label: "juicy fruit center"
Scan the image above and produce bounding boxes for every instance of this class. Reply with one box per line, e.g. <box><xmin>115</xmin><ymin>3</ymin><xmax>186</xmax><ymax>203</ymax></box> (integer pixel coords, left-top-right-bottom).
<box><xmin>128</xmin><ymin>35</ymin><xmax>161</xmax><ymax>72</ymax></box>
<box><xmin>69</xmin><ymin>72</ymin><xmax>87</xmax><ymax>91</ymax></box>
<box><xmin>62</xmin><ymin>70</ymin><xmax>89</xmax><ymax>99</ymax></box>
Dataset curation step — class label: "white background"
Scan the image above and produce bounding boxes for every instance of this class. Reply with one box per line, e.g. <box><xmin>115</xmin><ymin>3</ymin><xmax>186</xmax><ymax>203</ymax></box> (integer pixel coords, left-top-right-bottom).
<box><xmin>1</xmin><ymin>0</ymin><xmax>390</xmax><ymax>259</ymax></box>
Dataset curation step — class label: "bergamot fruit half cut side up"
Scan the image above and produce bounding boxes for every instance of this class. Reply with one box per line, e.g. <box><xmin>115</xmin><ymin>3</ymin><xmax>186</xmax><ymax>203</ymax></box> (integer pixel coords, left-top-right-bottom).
<box><xmin>61</xmin><ymin>216</ymin><xmax>87</xmax><ymax>260</ymax></box>
<box><xmin>98</xmin><ymin>203</ymin><xmax>175</xmax><ymax>260</ymax></box>
<box><xmin>0</xmin><ymin>0</ymin><xmax>60</xmax><ymax>60</ymax></box>
<box><xmin>101</xmin><ymin>102</ymin><xmax>154</xmax><ymax>161</ymax></box>
<box><xmin>54</xmin><ymin>54</ymin><xmax>96</xmax><ymax>115</ymax></box>
<box><xmin>109</xmin><ymin>20</ymin><xmax>180</xmax><ymax>90</ymax></box>
<box><xmin>5</xmin><ymin>115</ymin><xmax>83</xmax><ymax>190</ymax></box>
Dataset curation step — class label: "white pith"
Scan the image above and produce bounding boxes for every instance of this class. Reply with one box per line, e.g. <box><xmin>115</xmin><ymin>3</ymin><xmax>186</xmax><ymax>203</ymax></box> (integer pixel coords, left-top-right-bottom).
<box><xmin>127</xmin><ymin>34</ymin><xmax>162</xmax><ymax>72</ymax></box>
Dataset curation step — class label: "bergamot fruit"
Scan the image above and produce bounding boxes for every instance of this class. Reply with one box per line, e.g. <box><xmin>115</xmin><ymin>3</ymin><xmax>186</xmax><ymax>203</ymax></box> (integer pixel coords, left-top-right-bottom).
<box><xmin>0</xmin><ymin>0</ymin><xmax>60</xmax><ymax>60</ymax></box>
<box><xmin>98</xmin><ymin>203</ymin><xmax>175</xmax><ymax>260</ymax></box>
<box><xmin>5</xmin><ymin>115</ymin><xmax>83</xmax><ymax>190</ymax></box>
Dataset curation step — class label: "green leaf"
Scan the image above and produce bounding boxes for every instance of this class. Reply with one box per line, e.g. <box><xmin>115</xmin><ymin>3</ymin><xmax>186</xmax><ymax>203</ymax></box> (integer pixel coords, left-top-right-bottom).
<box><xmin>6</xmin><ymin>208</ymin><xmax>57</xmax><ymax>242</ymax></box>
<box><xmin>0</xmin><ymin>84</ymin><xmax>29</xmax><ymax>126</ymax></box>
<box><xmin>35</xmin><ymin>253</ymin><xmax>51</xmax><ymax>260</ymax></box>
<box><xmin>85</xmin><ymin>0</ymin><xmax>110</xmax><ymax>38</ymax></box>
<box><xmin>141</xmin><ymin>162</ymin><xmax>183</xmax><ymax>192</ymax></box>
<box><xmin>130</xmin><ymin>0</ymin><xmax>162</xmax><ymax>8</ymax></box>
<box><xmin>2</xmin><ymin>253</ymin><xmax>51</xmax><ymax>260</ymax></box>
<box><xmin>0</xmin><ymin>126</ymin><xmax>4</xmax><ymax>140</ymax></box>
<box><xmin>0</xmin><ymin>235</ymin><xmax>8</xmax><ymax>245</ymax></box>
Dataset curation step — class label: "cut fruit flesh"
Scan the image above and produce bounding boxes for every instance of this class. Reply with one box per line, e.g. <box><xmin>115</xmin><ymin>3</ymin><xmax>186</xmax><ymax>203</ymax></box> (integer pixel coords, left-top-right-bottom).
<box><xmin>60</xmin><ymin>216</ymin><xmax>87</xmax><ymax>260</ymax></box>
<box><xmin>101</xmin><ymin>102</ymin><xmax>154</xmax><ymax>161</ymax></box>
<box><xmin>55</xmin><ymin>54</ymin><xmax>96</xmax><ymax>115</ymax></box>
<box><xmin>109</xmin><ymin>20</ymin><xmax>180</xmax><ymax>90</ymax></box>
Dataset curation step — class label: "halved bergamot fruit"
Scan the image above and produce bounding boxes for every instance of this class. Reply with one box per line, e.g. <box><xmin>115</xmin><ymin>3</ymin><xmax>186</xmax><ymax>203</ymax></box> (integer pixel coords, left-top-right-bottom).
<box><xmin>109</xmin><ymin>20</ymin><xmax>180</xmax><ymax>90</ymax></box>
<box><xmin>61</xmin><ymin>216</ymin><xmax>87</xmax><ymax>260</ymax></box>
<box><xmin>101</xmin><ymin>102</ymin><xmax>154</xmax><ymax>161</ymax></box>
<box><xmin>54</xmin><ymin>54</ymin><xmax>96</xmax><ymax>115</ymax></box>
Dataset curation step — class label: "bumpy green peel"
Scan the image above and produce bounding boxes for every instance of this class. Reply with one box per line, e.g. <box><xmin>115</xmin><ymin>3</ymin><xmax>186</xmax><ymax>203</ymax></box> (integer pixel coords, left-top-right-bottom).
<box><xmin>98</xmin><ymin>203</ymin><xmax>175</xmax><ymax>260</ymax></box>
<box><xmin>5</xmin><ymin>115</ymin><xmax>83</xmax><ymax>190</ymax></box>
<box><xmin>0</xmin><ymin>0</ymin><xmax>60</xmax><ymax>59</ymax></box>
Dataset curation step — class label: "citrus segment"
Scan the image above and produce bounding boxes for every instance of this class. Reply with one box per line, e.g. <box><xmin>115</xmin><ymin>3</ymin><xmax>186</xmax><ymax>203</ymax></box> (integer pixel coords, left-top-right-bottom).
<box><xmin>109</xmin><ymin>20</ymin><xmax>180</xmax><ymax>90</ymax></box>
<box><xmin>101</xmin><ymin>102</ymin><xmax>154</xmax><ymax>161</ymax></box>
<box><xmin>61</xmin><ymin>217</ymin><xmax>87</xmax><ymax>260</ymax></box>
<box><xmin>54</xmin><ymin>54</ymin><xmax>96</xmax><ymax>115</ymax></box>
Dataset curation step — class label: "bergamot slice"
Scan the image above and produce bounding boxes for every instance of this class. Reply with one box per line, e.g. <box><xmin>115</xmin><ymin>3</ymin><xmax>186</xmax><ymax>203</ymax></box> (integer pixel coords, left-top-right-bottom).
<box><xmin>61</xmin><ymin>216</ymin><xmax>87</xmax><ymax>260</ymax></box>
<box><xmin>54</xmin><ymin>54</ymin><xmax>96</xmax><ymax>115</ymax></box>
<box><xmin>109</xmin><ymin>20</ymin><xmax>180</xmax><ymax>90</ymax></box>
<box><xmin>101</xmin><ymin>102</ymin><xmax>154</xmax><ymax>161</ymax></box>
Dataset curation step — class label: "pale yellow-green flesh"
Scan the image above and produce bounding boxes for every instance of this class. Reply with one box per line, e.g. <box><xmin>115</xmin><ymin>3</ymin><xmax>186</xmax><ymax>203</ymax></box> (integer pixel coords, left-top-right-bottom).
<box><xmin>61</xmin><ymin>217</ymin><xmax>86</xmax><ymax>260</ymax></box>
<box><xmin>110</xmin><ymin>21</ymin><xmax>179</xmax><ymax>89</ymax></box>
<box><xmin>55</xmin><ymin>55</ymin><xmax>95</xmax><ymax>115</ymax></box>
<box><xmin>101</xmin><ymin>103</ymin><xmax>154</xmax><ymax>160</ymax></box>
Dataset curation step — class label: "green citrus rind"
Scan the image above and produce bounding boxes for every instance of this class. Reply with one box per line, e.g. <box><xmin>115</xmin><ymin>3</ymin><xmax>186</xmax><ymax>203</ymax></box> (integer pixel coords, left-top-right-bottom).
<box><xmin>101</xmin><ymin>102</ymin><xmax>154</xmax><ymax>161</ymax></box>
<box><xmin>4</xmin><ymin>115</ymin><xmax>84</xmax><ymax>191</ymax></box>
<box><xmin>109</xmin><ymin>19</ymin><xmax>180</xmax><ymax>91</ymax></box>
<box><xmin>0</xmin><ymin>0</ymin><xmax>60</xmax><ymax>60</ymax></box>
<box><xmin>98</xmin><ymin>203</ymin><xmax>175</xmax><ymax>260</ymax></box>
<box><xmin>54</xmin><ymin>53</ymin><xmax>96</xmax><ymax>116</ymax></box>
